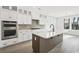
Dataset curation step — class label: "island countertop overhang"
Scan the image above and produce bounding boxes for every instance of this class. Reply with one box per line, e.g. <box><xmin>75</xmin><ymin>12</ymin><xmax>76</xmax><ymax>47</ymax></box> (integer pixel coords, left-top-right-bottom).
<box><xmin>32</xmin><ymin>31</ymin><xmax>63</xmax><ymax>39</ymax></box>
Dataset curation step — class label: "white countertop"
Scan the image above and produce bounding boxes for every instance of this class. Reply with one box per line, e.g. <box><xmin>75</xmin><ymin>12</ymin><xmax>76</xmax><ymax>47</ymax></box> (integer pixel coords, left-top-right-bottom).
<box><xmin>32</xmin><ymin>31</ymin><xmax>63</xmax><ymax>39</ymax></box>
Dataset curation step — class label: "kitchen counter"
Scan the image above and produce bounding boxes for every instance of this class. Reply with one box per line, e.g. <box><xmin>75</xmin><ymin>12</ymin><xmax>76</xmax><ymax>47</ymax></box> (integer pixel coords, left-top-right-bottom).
<box><xmin>32</xmin><ymin>31</ymin><xmax>63</xmax><ymax>39</ymax></box>
<box><xmin>32</xmin><ymin>31</ymin><xmax>63</xmax><ymax>53</ymax></box>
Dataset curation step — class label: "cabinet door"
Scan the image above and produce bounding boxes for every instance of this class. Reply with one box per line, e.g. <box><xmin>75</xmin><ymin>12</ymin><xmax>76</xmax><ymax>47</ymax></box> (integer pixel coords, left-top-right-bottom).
<box><xmin>17</xmin><ymin>13</ymin><xmax>31</xmax><ymax>24</ymax></box>
<box><xmin>24</xmin><ymin>30</ymin><xmax>32</xmax><ymax>41</ymax></box>
<box><xmin>18</xmin><ymin>30</ymin><xmax>24</xmax><ymax>42</ymax></box>
<box><xmin>0</xmin><ymin>7</ymin><xmax>17</xmax><ymax>21</ymax></box>
<box><xmin>8</xmin><ymin>11</ymin><xmax>17</xmax><ymax>21</ymax></box>
<box><xmin>0</xmin><ymin>9</ymin><xmax>9</xmax><ymax>20</ymax></box>
<box><xmin>57</xmin><ymin>34</ymin><xmax>63</xmax><ymax>43</ymax></box>
<box><xmin>26</xmin><ymin>15</ymin><xmax>32</xmax><ymax>24</ymax></box>
<box><xmin>28</xmin><ymin>30</ymin><xmax>32</xmax><ymax>40</ymax></box>
<box><xmin>31</xmin><ymin>8</ymin><xmax>40</xmax><ymax>19</ymax></box>
<box><xmin>23</xmin><ymin>15</ymin><xmax>27</xmax><ymax>24</ymax></box>
<box><xmin>39</xmin><ymin>17</ymin><xmax>45</xmax><ymax>25</ymax></box>
<box><xmin>32</xmin><ymin>34</ymin><xmax>40</xmax><ymax>52</ymax></box>
<box><xmin>17</xmin><ymin>14</ymin><xmax>25</xmax><ymax>24</ymax></box>
<box><xmin>23</xmin><ymin>31</ymin><xmax>29</xmax><ymax>41</ymax></box>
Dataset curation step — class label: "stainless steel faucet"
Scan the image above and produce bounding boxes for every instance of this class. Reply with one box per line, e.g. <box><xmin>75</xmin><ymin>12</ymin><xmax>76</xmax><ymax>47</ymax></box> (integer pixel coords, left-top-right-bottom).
<box><xmin>50</xmin><ymin>24</ymin><xmax>54</xmax><ymax>32</ymax></box>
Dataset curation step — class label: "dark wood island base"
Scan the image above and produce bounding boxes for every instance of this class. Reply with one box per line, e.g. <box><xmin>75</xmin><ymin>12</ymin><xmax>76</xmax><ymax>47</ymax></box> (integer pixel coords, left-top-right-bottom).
<box><xmin>32</xmin><ymin>34</ymin><xmax>63</xmax><ymax>53</ymax></box>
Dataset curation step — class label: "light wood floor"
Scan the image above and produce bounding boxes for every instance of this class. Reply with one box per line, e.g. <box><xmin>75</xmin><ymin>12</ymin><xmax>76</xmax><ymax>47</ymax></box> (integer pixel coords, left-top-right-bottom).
<box><xmin>49</xmin><ymin>34</ymin><xmax>79</xmax><ymax>53</ymax></box>
<box><xmin>0</xmin><ymin>40</ymin><xmax>33</xmax><ymax>53</ymax></box>
<box><xmin>0</xmin><ymin>34</ymin><xmax>79</xmax><ymax>53</ymax></box>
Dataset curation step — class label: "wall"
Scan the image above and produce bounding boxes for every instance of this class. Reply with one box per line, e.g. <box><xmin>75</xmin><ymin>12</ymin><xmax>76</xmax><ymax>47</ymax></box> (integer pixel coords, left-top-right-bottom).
<box><xmin>54</xmin><ymin>17</ymin><xmax>64</xmax><ymax>34</ymax></box>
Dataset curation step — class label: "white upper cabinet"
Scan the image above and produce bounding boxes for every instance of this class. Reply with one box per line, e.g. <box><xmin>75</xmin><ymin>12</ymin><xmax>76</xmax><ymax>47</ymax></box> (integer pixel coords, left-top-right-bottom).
<box><xmin>26</xmin><ymin>10</ymin><xmax>32</xmax><ymax>24</ymax></box>
<box><xmin>0</xmin><ymin>6</ymin><xmax>10</xmax><ymax>20</ymax></box>
<box><xmin>31</xmin><ymin>8</ymin><xmax>40</xmax><ymax>20</ymax></box>
<box><xmin>39</xmin><ymin>17</ymin><xmax>44</xmax><ymax>25</ymax></box>
<box><xmin>0</xmin><ymin>6</ymin><xmax>32</xmax><ymax>24</ymax></box>
<box><xmin>0</xmin><ymin>6</ymin><xmax>17</xmax><ymax>21</ymax></box>
<box><xmin>17</xmin><ymin>14</ymin><xmax>27</xmax><ymax>24</ymax></box>
<box><xmin>39</xmin><ymin>14</ymin><xmax>47</xmax><ymax>25</ymax></box>
<box><xmin>17</xmin><ymin>6</ymin><xmax>32</xmax><ymax>24</ymax></box>
<box><xmin>9</xmin><ymin>6</ymin><xmax>18</xmax><ymax>20</ymax></box>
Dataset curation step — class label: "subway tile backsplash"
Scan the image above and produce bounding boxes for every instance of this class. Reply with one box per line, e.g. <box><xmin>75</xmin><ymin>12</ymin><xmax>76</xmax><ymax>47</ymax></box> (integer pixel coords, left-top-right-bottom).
<box><xmin>18</xmin><ymin>24</ymin><xmax>32</xmax><ymax>30</ymax></box>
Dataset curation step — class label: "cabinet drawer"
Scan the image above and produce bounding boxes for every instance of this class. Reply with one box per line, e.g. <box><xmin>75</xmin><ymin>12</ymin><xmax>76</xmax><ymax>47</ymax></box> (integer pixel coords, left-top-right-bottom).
<box><xmin>18</xmin><ymin>30</ymin><xmax>24</xmax><ymax>42</ymax></box>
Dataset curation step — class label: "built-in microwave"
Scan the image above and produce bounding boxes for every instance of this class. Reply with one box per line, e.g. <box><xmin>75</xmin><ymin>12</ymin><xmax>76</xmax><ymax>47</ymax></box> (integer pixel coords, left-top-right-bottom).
<box><xmin>1</xmin><ymin>21</ymin><xmax>17</xmax><ymax>40</ymax></box>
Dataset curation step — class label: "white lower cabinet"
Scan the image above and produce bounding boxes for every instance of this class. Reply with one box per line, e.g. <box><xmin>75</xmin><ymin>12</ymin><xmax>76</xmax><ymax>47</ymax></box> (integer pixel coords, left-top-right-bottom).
<box><xmin>27</xmin><ymin>30</ymin><xmax>32</xmax><ymax>40</ymax></box>
<box><xmin>23</xmin><ymin>30</ymin><xmax>32</xmax><ymax>41</ymax></box>
<box><xmin>18</xmin><ymin>30</ymin><xmax>32</xmax><ymax>43</ymax></box>
<box><xmin>18</xmin><ymin>30</ymin><xmax>24</xmax><ymax>42</ymax></box>
<box><xmin>1</xmin><ymin>38</ymin><xmax>18</xmax><ymax>48</ymax></box>
<box><xmin>23</xmin><ymin>30</ymin><xmax>29</xmax><ymax>41</ymax></box>
<box><xmin>0</xmin><ymin>30</ymin><xmax>32</xmax><ymax>48</ymax></box>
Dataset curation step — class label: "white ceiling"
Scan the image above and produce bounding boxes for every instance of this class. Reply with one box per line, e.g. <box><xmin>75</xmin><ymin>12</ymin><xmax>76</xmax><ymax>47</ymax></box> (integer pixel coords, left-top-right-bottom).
<box><xmin>37</xmin><ymin>6</ymin><xmax>79</xmax><ymax>17</ymax></box>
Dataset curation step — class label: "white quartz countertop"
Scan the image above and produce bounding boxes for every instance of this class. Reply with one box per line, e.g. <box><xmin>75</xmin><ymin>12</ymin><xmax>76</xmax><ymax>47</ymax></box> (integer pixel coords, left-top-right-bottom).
<box><xmin>32</xmin><ymin>31</ymin><xmax>63</xmax><ymax>39</ymax></box>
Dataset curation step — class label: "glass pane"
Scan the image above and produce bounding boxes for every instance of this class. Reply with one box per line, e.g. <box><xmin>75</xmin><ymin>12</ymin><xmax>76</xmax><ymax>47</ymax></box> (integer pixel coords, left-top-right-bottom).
<box><xmin>72</xmin><ymin>17</ymin><xmax>79</xmax><ymax>30</ymax></box>
<box><xmin>11</xmin><ymin>6</ymin><xmax>17</xmax><ymax>11</ymax></box>
<box><xmin>18</xmin><ymin>9</ymin><xmax>22</xmax><ymax>13</ymax></box>
<box><xmin>64</xmin><ymin>18</ymin><xmax>70</xmax><ymax>29</ymax></box>
<box><xmin>24</xmin><ymin>10</ymin><xmax>27</xmax><ymax>14</ymax></box>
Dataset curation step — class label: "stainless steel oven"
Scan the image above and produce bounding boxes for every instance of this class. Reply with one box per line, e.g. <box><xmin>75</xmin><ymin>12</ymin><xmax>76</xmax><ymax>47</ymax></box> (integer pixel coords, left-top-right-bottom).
<box><xmin>1</xmin><ymin>21</ymin><xmax>17</xmax><ymax>40</ymax></box>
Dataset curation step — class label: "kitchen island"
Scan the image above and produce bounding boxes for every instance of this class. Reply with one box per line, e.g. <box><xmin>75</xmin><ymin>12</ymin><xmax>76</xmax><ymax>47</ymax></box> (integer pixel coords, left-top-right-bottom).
<box><xmin>32</xmin><ymin>31</ymin><xmax>63</xmax><ymax>53</ymax></box>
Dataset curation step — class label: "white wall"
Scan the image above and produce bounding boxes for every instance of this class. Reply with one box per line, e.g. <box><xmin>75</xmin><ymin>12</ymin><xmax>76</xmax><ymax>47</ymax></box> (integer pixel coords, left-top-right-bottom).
<box><xmin>37</xmin><ymin>6</ymin><xmax>79</xmax><ymax>17</ymax></box>
<box><xmin>55</xmin><ymin>17</ymin><xmax>64</xmax><ymax>33</ymax></box>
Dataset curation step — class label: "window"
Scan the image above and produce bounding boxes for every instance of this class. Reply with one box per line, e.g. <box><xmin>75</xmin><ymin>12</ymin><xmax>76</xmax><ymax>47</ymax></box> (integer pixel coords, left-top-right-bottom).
<box><xmin>64</xmin><ymin>18</ymin><xmax>70</xmax><ymax>29</ymax></box>
<box><xmin>72</xmin><ymin>17</ymin><xmax>79</xmax><ymax>30</ymax></box>
<box><xmin>77</xmin><ymin>17</ymin><xmax>79</xmax><ymax>24</ymax></box>
<box><xmin>24</xmin><ymin>10</ymin><xmax>27</xmax><ymax>14</ymax></box>
<box><xmin>2</xmin><ymin>6</ymin><xmax>9</xmax><ymax>9</ymax></box>
<box><xmin>11</xmin><ymin>6</ymin><xmax>17</xmax><ymax>11</ymax></box>
<box><xmin>73</xmin><ymin>17</ymin><xmax>77</xmax><ymax>22</ymax></box>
